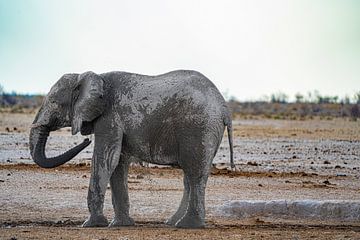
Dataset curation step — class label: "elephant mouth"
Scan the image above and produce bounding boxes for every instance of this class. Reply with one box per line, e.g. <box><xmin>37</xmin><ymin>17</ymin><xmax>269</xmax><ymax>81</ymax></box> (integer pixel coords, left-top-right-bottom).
<box><xmin>29</xmin><ymin>125</ymin><xmax>91</xmax><ymax>168</ymax></box>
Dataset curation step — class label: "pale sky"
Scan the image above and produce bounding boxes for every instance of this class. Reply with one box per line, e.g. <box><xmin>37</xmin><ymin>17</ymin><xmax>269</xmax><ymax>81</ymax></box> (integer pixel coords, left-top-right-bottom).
<box><xmin>1</xmin><ymin>0</ymin><xmax>359</xmax><ymax>101</ymax></box>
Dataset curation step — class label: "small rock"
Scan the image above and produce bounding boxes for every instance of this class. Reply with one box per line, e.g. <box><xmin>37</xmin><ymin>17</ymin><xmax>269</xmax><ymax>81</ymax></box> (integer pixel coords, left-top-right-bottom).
<box><xmin>7</xmin><ymin>173</ymin><xmax>11</xmax><ymax>176</ymax></box>
<box><xmin>255</xmin><ymin>218</ymin><xmax>265</xmax><ymax>223</ymax></box>
<box><xmin>82</xmin><ymin>174</ymin><xmax>87</xmax><ymax>178</ymax></box>
<box><xmin>336</xmin><ymin>173</ymin><xmax>347</xmax><ymax>177</ymax></box>
<box><xmin>247</xmin><ymin>161</ymin><xmax>258</xmax><ymax>166</ymax></box>
<box><xmin>323</xmin><ymin>180</ymin><xmax>331</xmax><ymax>185</ymax></box>
<box><xmin>292</xmin><ymin>155</ymin><xmax>297</xmax><ymax>159</ymax></box>
<box><xmin>136</xmin><ymin>174</ymin><xmax>144</xmax><ymax>179</ymax></box>
<box><xmin>323</xmin><ymin>160</ymin><xmax>330</xmax><ymax>164</ymax></box>
<box><xmin>258</xmin><ymin>184</ymin><xmax>263</xmax><ymax>187</ymax></box>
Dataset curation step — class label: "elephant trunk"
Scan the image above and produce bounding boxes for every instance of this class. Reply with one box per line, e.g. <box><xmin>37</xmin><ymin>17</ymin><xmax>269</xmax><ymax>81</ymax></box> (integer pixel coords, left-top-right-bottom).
<box><xmin>29</xmin><ymin>126</ymin><xmax>91</xmax><ymax>168</ymax></box>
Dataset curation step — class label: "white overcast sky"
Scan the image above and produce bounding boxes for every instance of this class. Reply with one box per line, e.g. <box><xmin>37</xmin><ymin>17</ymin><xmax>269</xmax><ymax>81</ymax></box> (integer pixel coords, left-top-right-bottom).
<box><xmin>0</xmin><ymin>0</ymin><xmax>359</xmax><ymax>101</ymax></box>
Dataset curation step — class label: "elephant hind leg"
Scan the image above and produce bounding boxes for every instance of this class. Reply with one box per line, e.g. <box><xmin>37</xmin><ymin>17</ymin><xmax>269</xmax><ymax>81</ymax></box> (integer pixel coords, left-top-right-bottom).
<box><xmin>165</xmin><ymin>174</ymin><xmax>190</xmax><ymax>226</ymax></box>
<box><xmin>174</xmin><ymin>154</ymin><xmax>213</xmax><ymax>228</ymax></box>
<box><xmin>174</xmin><ymin>170</ymin><xmax>209</xmax><ymax>228</ymax></box>
<box><xmin>173</xmin><ymin>132</ymin><xmax>219</xmax><ymax>228</ymax></box>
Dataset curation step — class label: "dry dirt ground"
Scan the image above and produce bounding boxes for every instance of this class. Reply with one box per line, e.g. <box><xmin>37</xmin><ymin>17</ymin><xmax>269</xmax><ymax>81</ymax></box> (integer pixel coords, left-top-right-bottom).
<box><xmin>0</xmin><ymin>112</ymin><xmax>360</xmax><ymax>239</ymax></box>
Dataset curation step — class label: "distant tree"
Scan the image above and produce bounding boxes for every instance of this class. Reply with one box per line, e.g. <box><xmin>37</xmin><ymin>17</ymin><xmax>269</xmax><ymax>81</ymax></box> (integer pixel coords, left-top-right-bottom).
<box><xmin>295</xmin><ymin>93</ymin><xmax>304</xmax><ymax>103</ymax></box>
<box><xmin>260</xmin><ymin>95</ymin><xmax>270</xmax><ymax>102</ymax></box>
<box><xmin>229</xmin><ymin>95</ymin><xmax>238</xmax><ymax>102</ymax></box>
<box><xmin>313</xmin><ymin>90</ymin><xmax>338</xmax><ymax>104</ymax></box>
<box><xmin>354</xmin><ymin>92</ymin><xmax>360</xmax><ymax>104</ymax></box>
<box><xmin>270</xmin><ymin>92</ymin><xmax>288</xmax><ymax>103</ymax></box>
<box><xmin>341</xmin><ymin>95</ymin><xmax>351</xmax><ymax>104</ymax></box>
<box><xmin>313</xmin><ymin>90</ymin><xmax>321</xmax><ymax>103</ymax></box>
<box><xmin>307</xmin><ymin>90</ymin><xmax>321</xmax><ymax>103</ymax></box>
<box><xmin>321</xmin><ymin>95</ymin><xmax>338</xmax><ymax>104</ymax></box>
<box><xmin>332</xmin><ymin>96</ymin><xmax>338</xmax><ymax>103</ymax></box>
<box><xmin>306</xmin><ymin>91</ymin><xmax>312</xmax><ymax>103</ymax></box>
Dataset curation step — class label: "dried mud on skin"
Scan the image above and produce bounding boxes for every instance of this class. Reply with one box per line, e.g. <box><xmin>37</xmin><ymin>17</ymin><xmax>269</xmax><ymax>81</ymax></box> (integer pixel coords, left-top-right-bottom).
<box><xmin>1</xmin><ymin>113</ymin><xmax>360</xmax><ymax>239</ymax></box>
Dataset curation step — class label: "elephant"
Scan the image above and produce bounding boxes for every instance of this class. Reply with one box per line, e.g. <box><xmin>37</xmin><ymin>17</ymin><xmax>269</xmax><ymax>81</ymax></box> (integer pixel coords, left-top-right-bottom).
<box><xmin>29</xmin><ymin>70</ymin><xmax>234</xmax><ymax>228</ymax></box>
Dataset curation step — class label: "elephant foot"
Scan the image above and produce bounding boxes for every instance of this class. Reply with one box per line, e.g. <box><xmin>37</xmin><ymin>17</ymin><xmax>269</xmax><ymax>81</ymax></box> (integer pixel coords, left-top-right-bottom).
<box><xmin>174</xmin><ymin>214</ymin><xmax>205</xmax><ymax>229</ymax></box>
<box><xmin>108</xmin><ymin>216</ymin><xmax>135</xmax><ymax>227</ymax></box>
<box><xmin>165</xmin><ymin>218</ymin><xmax>175</xmax><ymax>226</ymax></box>
<box><xmin>165</xmin><ymin>214</ymin><xmax>182</xmax><ymax>226</ymax></box>
<box><xmin>82</xmin><ymin>214</ymin><xmax>109</xmax><ymax>228</ymax></box>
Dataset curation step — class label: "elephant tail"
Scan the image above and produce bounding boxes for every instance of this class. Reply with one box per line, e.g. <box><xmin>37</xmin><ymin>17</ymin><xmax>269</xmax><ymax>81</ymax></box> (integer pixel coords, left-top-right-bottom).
<box><xmin>224</xmin><ymin>113</ymin><xmax>235</xmax><ymax>170</ymax></box>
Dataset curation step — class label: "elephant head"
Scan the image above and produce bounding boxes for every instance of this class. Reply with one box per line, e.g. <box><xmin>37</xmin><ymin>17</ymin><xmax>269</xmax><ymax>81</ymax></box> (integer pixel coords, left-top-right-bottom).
<box><xmin>29</xmin><ymin>71</ymin><xmax>106</xmax><ymax>168</ymax></box>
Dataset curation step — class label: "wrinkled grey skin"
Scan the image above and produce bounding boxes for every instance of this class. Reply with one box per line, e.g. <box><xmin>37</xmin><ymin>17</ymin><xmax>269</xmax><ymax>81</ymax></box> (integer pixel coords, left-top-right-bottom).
<box><xmin>29</xmin><ymin>70</ymin><xmax>234</xmax><ymax>229</ymax></box>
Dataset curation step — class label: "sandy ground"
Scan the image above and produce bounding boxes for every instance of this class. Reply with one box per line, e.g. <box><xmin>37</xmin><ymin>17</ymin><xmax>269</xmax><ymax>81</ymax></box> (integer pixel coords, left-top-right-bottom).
<box><xmin>0</xmin><ymin>112</ymin><xmax>360</xmax><ymax>239</ymax></box>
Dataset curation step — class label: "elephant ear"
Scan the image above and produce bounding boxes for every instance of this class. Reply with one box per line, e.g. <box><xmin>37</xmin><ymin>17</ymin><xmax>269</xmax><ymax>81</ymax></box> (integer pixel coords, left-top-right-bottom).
<box><xmin>72</xmin><ymin>71</ymin><xmax>105</xmax><ymax>135</ymax></box>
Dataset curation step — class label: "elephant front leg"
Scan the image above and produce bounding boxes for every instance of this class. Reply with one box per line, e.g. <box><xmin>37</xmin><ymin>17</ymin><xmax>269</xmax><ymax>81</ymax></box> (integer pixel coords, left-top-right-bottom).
<box><xmin>109</xmin><ymin>159</ymin><xmax>135</xmax><ymax>227</ymax></box>
<box><xmin>82</xmin><ymin>133</ymin><xmax>123</xmax><ymax>228</ymax></box>
<box><xmin>82</xmin><ymin>169</ymin><xmax>110</xmax><ymax>227</ymax></box>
